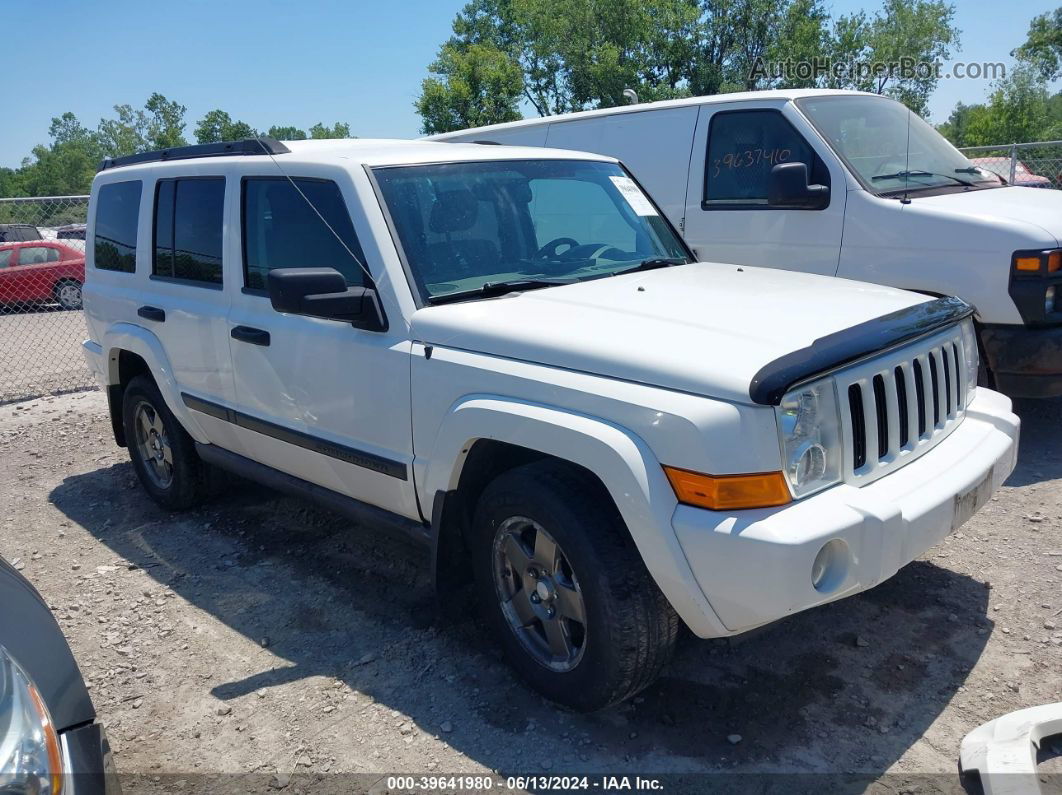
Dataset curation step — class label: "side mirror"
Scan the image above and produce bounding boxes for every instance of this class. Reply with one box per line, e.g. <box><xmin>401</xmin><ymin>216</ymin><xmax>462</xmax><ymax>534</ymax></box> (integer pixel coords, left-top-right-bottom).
<box><xmin>768</xmin><ymin>162</ymin><xmax>829</xmax><ymax>209</ymax></box>
<box><xmin>267</xmin><ymin>267</ymin><xmax>386</xmax><ymax>331</ymax></box>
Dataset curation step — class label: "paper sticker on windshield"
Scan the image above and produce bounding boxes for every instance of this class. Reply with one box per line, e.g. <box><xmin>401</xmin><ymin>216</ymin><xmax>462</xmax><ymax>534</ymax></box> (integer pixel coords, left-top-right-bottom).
<box><xmin>609</xmin><ymin>176</ymin><xmax>657</xmax><ymax>216</ymax></box>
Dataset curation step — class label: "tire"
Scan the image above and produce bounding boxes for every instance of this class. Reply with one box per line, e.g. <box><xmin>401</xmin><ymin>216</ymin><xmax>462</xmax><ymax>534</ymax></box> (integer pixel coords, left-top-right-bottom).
<box><xmin>54</xmin><ymin>279</ymin><xmax>82</xmax><ymax>310</ymax></box>
<box><xmin>472</xmin><ymin>460</ymin><xmax>679</xmax><ymax>711</ymax></box>
<box><xmin>122</xmin><ymin>375</ymin><xmax>205</xmax><ymax>510</ymax></box>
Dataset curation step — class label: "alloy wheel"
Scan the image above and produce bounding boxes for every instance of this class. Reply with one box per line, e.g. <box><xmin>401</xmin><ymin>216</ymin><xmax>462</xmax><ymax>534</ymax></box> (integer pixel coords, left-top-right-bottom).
<box><xmin>492</xmin><ymin>516</ymin><xmax>587</xmax><ymax>672</ymax></box>
<box><xmin>133</xmin><ymin>400</ymin><xmax>174</xmax><ymax>489</ymax></box>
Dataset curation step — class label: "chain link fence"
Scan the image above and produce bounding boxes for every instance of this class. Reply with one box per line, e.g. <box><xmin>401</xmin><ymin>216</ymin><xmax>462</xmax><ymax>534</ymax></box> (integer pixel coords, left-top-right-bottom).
<box><xmin>0</xmin><ymin>195</ymin><xmax>95</xmax><ymax>404</ymax></box>
<box><xmin>958</xmin><ymin>141</ymin><xmax>1062</xmax><ymax>189</ymax></box>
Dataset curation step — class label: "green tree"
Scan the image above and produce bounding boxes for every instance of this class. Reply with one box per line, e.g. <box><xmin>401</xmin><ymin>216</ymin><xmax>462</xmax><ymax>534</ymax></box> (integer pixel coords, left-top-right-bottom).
<box><xmin>416</xmin><ymin>42</ymin><xmax>524</xmax><ymax>133</ymax></box>
<box><xmin>308</xmin><ymin>122</ymin><xmax>352</xmax><ymax>139</ymax></box>
<box><xmin>822</xmin><ymin>0</ymin><xmax>959</xmax><ymax>114</ymax></box>
<box><xmin>1014</xmin><ymin>8</ymin><xmax>1062</xmax><ymax>82</ymax></box>
<box><xmin>960</xmin><ymin>66</ymin><xmax>1051</xmax><ymax>146</ymax></box>
<box><xmin>96</xmin><ymin>93</ymin><xmax>188</xmax><ymax>157</ymax></box>
<box><xmin>421</xmin><ymin>0</ymin><xmax>959</xmax><ymax>129</ymax></box>
<box><xmin>194</xmin><ymin>109</ymin><xmax>257</xmax><ymax>143</ymax></box>
<box><xmin>266</xmin><ymin>125</ymin><xmax>308</xmax><ymax>140</ymax></box>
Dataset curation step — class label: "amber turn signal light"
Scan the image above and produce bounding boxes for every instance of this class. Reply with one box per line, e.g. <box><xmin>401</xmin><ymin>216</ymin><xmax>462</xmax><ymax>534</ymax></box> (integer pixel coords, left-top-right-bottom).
<box><xmin>1014</xmin><ymin>256</ymin><xmax>1041</xmax><ymax>272</ymax></box>
<box><xmin>1049</xmin><ymin>251</ymin><xmax>1062</xmax><ymax>273</ymax></box>
<box><xmin>663</xmin><ymin>466</ymin><xmax>792</xmax><ymax>511</ymax></box>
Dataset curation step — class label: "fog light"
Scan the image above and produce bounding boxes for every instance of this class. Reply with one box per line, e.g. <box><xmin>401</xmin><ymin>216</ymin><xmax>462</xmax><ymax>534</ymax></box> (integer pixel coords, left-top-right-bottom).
<box><xmin>1047</xmin><ymin>285</ymin><xmax>1056</xmax><ymax>315</ymax></box>
<box><xmin>811</xmin><ymin>539</ymin><xmax>849</xmax><ymax>593</ymax></box>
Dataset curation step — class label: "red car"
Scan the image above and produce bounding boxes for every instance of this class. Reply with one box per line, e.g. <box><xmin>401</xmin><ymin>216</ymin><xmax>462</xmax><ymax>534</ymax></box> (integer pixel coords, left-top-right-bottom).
<box><xmin>0</xmin><ymin>240</ymin><xmax>86</xmax><ymax>310</ymax></box>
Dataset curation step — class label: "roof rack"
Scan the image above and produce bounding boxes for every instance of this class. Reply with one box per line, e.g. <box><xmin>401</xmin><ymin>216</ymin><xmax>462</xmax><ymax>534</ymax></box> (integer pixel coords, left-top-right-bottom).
<box><xmin>97</xmin><ymin>137</ymin><xmax>291</xmax><ymax>172</ymax></box>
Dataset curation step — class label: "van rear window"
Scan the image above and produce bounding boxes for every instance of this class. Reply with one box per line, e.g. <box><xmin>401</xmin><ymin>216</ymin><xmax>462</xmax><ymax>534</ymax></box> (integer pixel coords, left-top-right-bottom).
<box><xmin>94</xmin><ymin>181</ymin><xmax>142</xmax><ymax>272</ymax></box>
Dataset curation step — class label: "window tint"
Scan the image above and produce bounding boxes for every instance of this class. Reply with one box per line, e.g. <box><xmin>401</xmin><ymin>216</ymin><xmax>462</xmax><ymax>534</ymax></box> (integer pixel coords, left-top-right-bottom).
<box><xmin>0</xmin><ymin>249</ymin><xmax>12</xmax><ymax>268</ymax></box>
<box><xmin>704</xmin><ymin>111</ymin><xmax>818</xmax><ymax>205</ymax></box>
<box><xmin>19</xmin><ymin>246</ymin><xmax>59</xmax><ymax>264</ymax></box>
<box><xmin>242</xmin><ymin>178</ymin><xmax>368</xmax><ymax>290</ymax></box>
<box><xmin>153</xmin><ymin>178</ymin><xmax>224</xmax><ymax>284</ymax></box>
<box><xmin>94</xmin><ymin>180</ymin><xmax>142</xmax><ymax>271</ymax></box>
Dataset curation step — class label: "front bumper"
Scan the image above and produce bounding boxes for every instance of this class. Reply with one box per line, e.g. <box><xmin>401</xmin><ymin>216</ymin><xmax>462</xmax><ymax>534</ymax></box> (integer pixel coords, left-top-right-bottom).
<box><xmin>673</xmin><ymin>388</ymin><xmax>1019</xmax><ymax>636</ymax></box>
<box><xmin>60</xmin><ymin>721</ymin><xmax>121</xmax><ymax>794</ymax></box>
<box><xmin>980</xmin><ymin>323</ymin><xmax>1062</xmax><ymax>398</ymax></box>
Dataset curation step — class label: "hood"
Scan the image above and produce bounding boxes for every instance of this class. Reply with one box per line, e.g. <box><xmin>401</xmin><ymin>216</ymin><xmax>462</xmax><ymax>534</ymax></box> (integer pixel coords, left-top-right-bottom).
<box><xmin>411</xmin><ymin>262</ymin><xmax>927</xmax><ymax>405</ymax></box>
<box><xmin>913</xmin><ymin>186</ymin><xmax>1062</xmax><ymax>246</ymax></box>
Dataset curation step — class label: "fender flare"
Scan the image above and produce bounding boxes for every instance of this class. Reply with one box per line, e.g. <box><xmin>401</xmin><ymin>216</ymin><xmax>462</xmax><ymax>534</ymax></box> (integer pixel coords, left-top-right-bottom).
<box><xmin>420</xmin><ymin>395</ymin><xmax>728</xmax><ymax>637</ymax></box>
<box><xmin>102</xmin><ymin>323</ymin><xmax>211</xmax><ymax>443</ymax></box>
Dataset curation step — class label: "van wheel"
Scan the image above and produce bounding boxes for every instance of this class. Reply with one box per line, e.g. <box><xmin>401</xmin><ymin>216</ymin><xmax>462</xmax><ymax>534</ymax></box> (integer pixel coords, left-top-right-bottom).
<box><xmin>54</xmin><ymin>279</ymin><xmax>82</xmax><ymax>310</ymax></box>
<box><xmin>472</xmin><ymin>460</ymin><xmax>679</xmax><ymax>711</ymax></box>
<box><xmin>122</xmin><ymin>375</ymin><xmax>205</xmax><ymax>510</ymax></box>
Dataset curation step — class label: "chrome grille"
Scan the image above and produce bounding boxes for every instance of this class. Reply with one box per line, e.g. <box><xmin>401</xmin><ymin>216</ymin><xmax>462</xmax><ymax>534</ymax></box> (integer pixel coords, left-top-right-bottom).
<box><xmin>837</xmin><ymin>325</ymin><xmax>967</xmax><ymax>484</ymax></box>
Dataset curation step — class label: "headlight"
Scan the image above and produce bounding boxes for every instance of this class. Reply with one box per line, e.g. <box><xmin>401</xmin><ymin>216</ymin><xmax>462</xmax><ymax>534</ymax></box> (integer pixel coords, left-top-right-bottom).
<box><xmin>959</xmin><ymin>319</ymin><xmax>979</xmax><ymax>406</ymax></box>
<box><xmin>0</xmin><ymin>645</ymin><xmax>64</xmax><ymax>794</ymax></box>
<box><xmin>775</xmin><ymin>377</ymin><xmax>843</xmax><ymax>498</ymax></box>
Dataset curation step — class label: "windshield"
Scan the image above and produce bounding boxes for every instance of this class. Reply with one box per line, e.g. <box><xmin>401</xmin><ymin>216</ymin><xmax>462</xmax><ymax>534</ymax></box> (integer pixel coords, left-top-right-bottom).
<box><xmin>796</xmin><ymin>95</ymin><xmax>1000</xmax><ymax>194</ymax></box>
<box><xmin>372</xmin><ymin>159</ymin><xmax>689</xmax><ymax>302</ymax></box>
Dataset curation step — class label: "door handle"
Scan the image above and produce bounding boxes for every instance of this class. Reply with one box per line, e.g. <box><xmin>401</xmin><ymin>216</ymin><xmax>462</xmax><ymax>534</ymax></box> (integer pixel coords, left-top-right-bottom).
<box><xmin>230</xmin><ymin>325</ymin><xmax>270</xmax><ymax>346</ymax></box>
<box><xmin>137</xmin><ymin>305</ymin><xmax>165</xmax><ymax>322</ymax></box>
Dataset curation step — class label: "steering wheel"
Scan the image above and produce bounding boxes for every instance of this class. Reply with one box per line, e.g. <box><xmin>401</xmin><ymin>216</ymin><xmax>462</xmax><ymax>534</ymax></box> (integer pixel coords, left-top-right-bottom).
<box><xmin>535</xmin><ymin>237</ymin><xmax>579</xmax><ymax>260</ymax></box>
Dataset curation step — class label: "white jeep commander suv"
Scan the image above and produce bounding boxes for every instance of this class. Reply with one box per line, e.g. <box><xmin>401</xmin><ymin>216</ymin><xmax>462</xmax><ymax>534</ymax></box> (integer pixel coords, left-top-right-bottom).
<box><xmin>82</xmin><ymin>136</ymin><xmax>1019</xmax><ymax>711</ymax></box>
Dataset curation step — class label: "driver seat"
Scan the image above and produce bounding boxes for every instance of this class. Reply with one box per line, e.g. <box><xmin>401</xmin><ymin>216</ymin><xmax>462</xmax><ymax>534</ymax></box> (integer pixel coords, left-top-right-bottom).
<box><xmin>426</xmin><ymin>189</ymin><xmax>500</xmax><ymax>281</ymax></box>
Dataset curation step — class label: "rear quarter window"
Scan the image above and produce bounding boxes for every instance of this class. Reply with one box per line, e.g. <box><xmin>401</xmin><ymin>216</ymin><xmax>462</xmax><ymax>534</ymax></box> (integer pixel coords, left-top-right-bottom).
<box><xmin>94</xmin><ymin>181</ymin><xmax>142</xmax><ymax>272</ymax></box>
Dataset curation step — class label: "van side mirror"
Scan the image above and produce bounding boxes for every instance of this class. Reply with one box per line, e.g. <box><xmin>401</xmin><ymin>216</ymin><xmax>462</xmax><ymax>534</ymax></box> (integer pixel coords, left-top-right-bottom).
<box><xmin>267</xmin><ymin>268</ymin><xmax>386</xmax><ymax>331</ymax></box>
<box><xmin>768</xmin><ymin>162</ymin><xmax>829</xmax><ymax>209</ymax></box>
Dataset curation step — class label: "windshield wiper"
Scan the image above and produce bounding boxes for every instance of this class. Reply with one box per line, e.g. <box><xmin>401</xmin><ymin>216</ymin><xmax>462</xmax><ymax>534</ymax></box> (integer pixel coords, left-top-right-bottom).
<box><xmin>610</xmin><ymin>257</ymin><xmax>689</xmax><ymax>277</ymax></box>
<box><xmin>871</xmin><ymin>170</ymin><xmax>975</xmax><ymax>187</ymax></box>
<box><xmin>427</xmin><ymin>278</ymin><xmax>576</xmax><ymax>305</ymax></box>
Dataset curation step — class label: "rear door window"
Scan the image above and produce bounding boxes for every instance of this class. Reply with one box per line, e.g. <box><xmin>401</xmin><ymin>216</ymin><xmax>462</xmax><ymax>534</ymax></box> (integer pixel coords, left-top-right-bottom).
<box><xmin>153</xmin><ymin>178</ymin><xmax>225</xmax><ymax>285</ymax></box>
<box><xmin>94</xmin><ymin>181</ymin><xmax>142</xmax><ymax>272</ymax></box>
<box><xmin>0</xmin><ymin>249</ymin><xmax>12</xmax><ymax>268</ymax></box>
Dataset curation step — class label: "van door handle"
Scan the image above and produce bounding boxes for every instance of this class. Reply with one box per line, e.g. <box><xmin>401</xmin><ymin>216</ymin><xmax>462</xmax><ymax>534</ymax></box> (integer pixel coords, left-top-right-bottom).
<box><xmin>230</xmin><ymin>325</ymin><xmax>270</xmax><ymax>346</ymax></box>
<box><xmin>137</xmin><ymin>306</ymin><xmax>165</xmax><ymax>322</ymax></box>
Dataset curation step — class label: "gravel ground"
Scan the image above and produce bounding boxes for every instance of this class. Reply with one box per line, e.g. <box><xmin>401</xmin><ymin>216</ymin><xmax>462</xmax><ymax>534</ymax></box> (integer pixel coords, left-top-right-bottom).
<box><xmin>1</xmin><ymin>390</ymin><xmax>1060</xmax><ymax>793</ymax></box>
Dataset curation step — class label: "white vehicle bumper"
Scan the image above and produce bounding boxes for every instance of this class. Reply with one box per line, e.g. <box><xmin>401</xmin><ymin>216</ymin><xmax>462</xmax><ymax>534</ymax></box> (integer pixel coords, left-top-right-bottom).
<box><xmin>673</xmin><ymin>388</ymin><xmax>1019</xmax><ymax>636</ymax></box>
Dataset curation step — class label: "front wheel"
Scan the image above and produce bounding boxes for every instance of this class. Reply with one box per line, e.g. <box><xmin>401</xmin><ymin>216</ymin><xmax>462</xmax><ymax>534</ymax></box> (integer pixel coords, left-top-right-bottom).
<box><xmin>54</xmin><ymin>280</ymin><xmax>82</xmax><ymax>310</ymax></box>
<box><xmin>472</xmin><ymin>461</ymin><xmax>679</xmax><ymax>711</ymax></box>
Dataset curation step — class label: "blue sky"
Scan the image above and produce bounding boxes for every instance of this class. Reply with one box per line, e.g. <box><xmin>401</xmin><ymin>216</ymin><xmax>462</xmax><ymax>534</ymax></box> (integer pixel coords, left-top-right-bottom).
<box><xmin>4</xmin><ymin>0</ymin><xmax>1057</xmax><ymax>168</ymax></box>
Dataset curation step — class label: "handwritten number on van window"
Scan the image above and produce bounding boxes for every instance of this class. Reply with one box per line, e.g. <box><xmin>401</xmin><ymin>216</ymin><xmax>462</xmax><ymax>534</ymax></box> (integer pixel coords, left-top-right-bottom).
<box><xmin>712</xmin><ymin>148</ymin><xmax>793</xmax><ymax>177</ymax></box>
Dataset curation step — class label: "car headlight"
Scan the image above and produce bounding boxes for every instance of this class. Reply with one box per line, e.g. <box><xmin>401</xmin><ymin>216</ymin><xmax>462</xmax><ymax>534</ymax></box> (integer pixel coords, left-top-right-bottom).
<box><xmin>775</xmin><ymin>377</ymin><xmax>843</xmax><ymax>498</ymax></box>
<box><xmin>0</xmin><ymin>644</ymin><xmax>64</xmax><ymax>794</ymax></box>
<box><xmin>959</xmin><ymin>319</ymin><xmax>979</xmax><ymax>406</ymax></box>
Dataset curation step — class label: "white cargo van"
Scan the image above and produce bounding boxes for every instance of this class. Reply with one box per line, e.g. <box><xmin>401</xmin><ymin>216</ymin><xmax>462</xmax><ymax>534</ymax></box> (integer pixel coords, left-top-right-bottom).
<box><xmin>432</xmin><ymin>89</ymin><xmax>1062</xmax><ymax>398</ymax></box>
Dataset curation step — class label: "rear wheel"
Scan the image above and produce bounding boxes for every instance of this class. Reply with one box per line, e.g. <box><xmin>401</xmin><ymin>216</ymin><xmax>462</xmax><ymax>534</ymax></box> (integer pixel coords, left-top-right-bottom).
<box><xmin>472</xmin><ymin>460</ymin><xmax>679</xmax><ymax>711</ymax></box>
<box><xmin>54</xmin><ymin>279</ymin><xmax>82</xmax><ymax>310</ymax></box>
<box><xmin>122</xmin><ymin>375</ymin><xmax>205</xmax><ymax>510</ymax></box>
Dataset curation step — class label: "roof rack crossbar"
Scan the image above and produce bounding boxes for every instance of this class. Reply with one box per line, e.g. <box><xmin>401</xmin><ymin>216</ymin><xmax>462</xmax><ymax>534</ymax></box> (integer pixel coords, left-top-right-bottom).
<box><xmin>97</xmin><ymin>137</ymin><xmax>290</xmax><ymax>172</ymax></box>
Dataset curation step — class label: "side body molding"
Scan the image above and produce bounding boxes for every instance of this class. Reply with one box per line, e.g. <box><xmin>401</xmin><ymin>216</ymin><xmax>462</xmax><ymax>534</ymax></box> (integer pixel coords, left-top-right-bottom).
<box><xmin>102</xmin><ymin>322</ymin><xmax>212</xmax><ymax>443</ymax></box>
<box><xmin>418</xmin><ymin>396</ymin><xmax>729</xmax><ymax>637</ymax></box>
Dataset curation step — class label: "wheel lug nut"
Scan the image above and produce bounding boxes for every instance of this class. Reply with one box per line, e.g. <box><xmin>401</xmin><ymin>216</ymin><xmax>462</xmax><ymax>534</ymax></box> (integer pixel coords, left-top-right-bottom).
<box><xmin>530</xmin><ymin>593</ymin><xmax>540</xmax><ymax>603</ymax></box>
<box><xmin>546</xmin><ymin>607</ymin><xmax>555</xmax><ymax>618</ymax></box>
<box><xmin>528</xmin><ymin>568</ymin><xmax>537</xmax><ymax>579</ymax></box>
